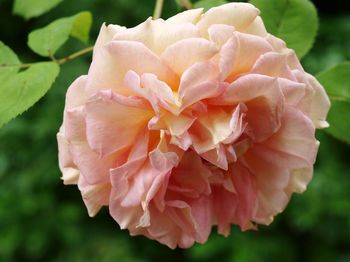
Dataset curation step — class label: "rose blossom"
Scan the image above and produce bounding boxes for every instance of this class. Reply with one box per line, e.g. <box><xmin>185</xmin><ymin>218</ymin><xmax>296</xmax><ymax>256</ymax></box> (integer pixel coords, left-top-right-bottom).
<box><xmin>57</xmin><ymin>3</ymin><xmax>330</xmax><ymax>248</ymax></box>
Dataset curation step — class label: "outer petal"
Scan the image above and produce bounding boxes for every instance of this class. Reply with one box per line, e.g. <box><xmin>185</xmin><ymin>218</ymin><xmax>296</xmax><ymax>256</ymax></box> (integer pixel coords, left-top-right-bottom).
<box><xmin>57</xmin><ymin>132</ymin><xmax>79</xmax><ymax>185</ymax></box>
<box><xmin>65</xmin><ymin>75</ymin><xmax>89</xmax><ymax>110</ymax></box>
<box><xmin>197</xmin><ymin>3</ymin><xmax>260</xmax><ymax>37</ymax></box>
<box><xmin>78</xmin><ymin>175</ymin><xmax>111</xmax><ymax>217</ymax></box>
<box><xmin>166</xmin><ymin>8</ymin><xmax>203</xmax><ymax>24</ymax></box>
<box><xmin>69</xmin><ymin>142</ymin><xmax>118</xmax><ymax>184</ymax></box>
<box><xmin>85</xmin><ymin>89</ymin><xmax>153</xmax><ymax>157</ymax></box>
<box><xmin>251</xmin><ymin>52</ymin><xmax>295</xmax><ymax>80</ymax></box>
<box><xmin>112</xmin><ymin>18</ymin><xmax>200</xmax><ymax>55</ymax></box>
<box><xmin>241</xmin><ymin>107</ymin><xmax>318</xmax><ymax>224</ymax></box>
<box><xmin>259</xmin><ymin>106</ymin><xmax>318</xmax><ymax>167</ymax></box>
<box><xmin>304</xmin><ymin>74</ymin><xmax>331</xmax><ymax>128</ymax></box>
<box><xmin>243</xmin><ymin>16</ymin><xmax>268</xmax><ymax>37</ymax></box>
<box><xmin>86</xmin><ymin>40</ymin><xmax>179</xmax><ymax>96</ymax></box>
<box><xmin>93</xmin><ymin>23</ymin><xmax>126</xmax><ymax>57</ymax></box>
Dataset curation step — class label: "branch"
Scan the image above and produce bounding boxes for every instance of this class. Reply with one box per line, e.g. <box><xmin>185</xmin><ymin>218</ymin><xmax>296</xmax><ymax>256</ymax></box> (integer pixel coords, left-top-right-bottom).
<box><xmin>0</xmin><ymin>46</ymin><xmax>94</xmax><ymax>69</ymax></box>
<box><xmin>153</xmin><ymin>0</ymin><xmax>164</xmax><ymax>19</ymax></box>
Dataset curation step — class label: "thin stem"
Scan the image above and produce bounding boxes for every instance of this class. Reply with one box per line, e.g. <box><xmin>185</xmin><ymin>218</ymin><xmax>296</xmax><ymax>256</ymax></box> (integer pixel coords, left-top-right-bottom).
<box><xmin>153</xmin><ymin>0</ymin><xmax>164</xmax><ymax>19</ymax></box>
<box><xmin>179</xmin><ymin>0</ymin><xmax>192</xmax><ymax>9</ymax></box>
<box><xmin>57</xmin><ymin>46</ymin><xmax>94</xmax><ymax>65</ymax></box>
<box><xmin>0</xmin><ymin>46</ymin><xmax>94</xmax><ymax>69</ymax></box>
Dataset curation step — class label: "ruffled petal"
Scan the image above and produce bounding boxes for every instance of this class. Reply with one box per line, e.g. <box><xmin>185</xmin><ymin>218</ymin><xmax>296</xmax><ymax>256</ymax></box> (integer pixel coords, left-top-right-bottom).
<box><xmin>113</xmin><ymin>18</ymin><xmax>200</xmax><ymax>55</ymax></box>
<box><xmin>86</xmin><ymin>40</ymin><xmax>179</xmax><ymax>96</ymax></box>
<box><xmin>161</xmin><ymin>38</ymin><xmax>218</xmax><ymax>75</ymax></box>
<box><xmin>197</xmin><ymin>3</ymin><xmax>260</xmax><ymax>37</ymax></box>
<box><xmin>85</xmin><ymin>89</ymin><xmax>153</xmax><ymax>157</ymax></box>
<box><xmin>78</xmin><ymin>175</ymin><xmax>111</xmax><ymax>217</ymax></box>
<box><xmin>219</xmin><ymin>32</ymin><xmax>273</xmax><ymax>81</ymax></box>
<box><xmin>211</xmin><ymin>74</ymin><xmax>284</xmax><ymax>142</ymax></box>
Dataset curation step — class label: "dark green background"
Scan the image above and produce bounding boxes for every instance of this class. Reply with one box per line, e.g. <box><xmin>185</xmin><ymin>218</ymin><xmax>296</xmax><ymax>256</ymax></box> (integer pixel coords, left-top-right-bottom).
<box><xmin>0</xmin><ymin>0</ymin><xmax>349</xmax><ymax>261</ymax></box>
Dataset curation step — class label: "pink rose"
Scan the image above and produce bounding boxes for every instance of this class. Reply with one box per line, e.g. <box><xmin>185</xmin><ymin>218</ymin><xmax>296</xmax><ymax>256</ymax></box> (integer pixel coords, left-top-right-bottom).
<box><xmin>57</xmin><ymin>3</ymin><xmax>330</xmax><ymax>248</ymax></box>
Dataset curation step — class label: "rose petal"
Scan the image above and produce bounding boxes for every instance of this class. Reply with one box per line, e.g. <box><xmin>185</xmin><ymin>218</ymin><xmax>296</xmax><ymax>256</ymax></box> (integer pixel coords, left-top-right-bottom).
<box><xmin>113</xmin><ymin>18</ymin><xmax>200</xmax><ymax>55</ymax></box>
<box><xmin>86</xmin><ymin>40</ymin><xmax>179</xmax><ymax>96</ymax></box>
<box><xmin>197</xmin><ymin>3</ymin><xmax>260</xmax><ymax>37</ymax></box>
<box><xmin>85</xmin><ymin>89</ymin><xmax>153</xmax><ymax>157</ymax></box>
<box><xmin>166</xmin><ymin>8</ymin><xmax>203</xmax><ymax>25</ymax></box>
<box><xmin>161</xmin><ymin>38</ymin><xmax>218</xmax><ymax>75</ymax></box>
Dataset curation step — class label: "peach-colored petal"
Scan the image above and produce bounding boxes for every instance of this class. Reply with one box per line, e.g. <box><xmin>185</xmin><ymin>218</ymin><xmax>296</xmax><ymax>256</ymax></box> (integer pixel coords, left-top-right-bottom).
<box><xmin>259</xmin><ymin>106</ymin><xmax>318</xmax><ymax>167</ymax></box>
<box><xmin>166</xmin><ymin>8</ymin><xmax>203</xmax><ymax>25</ymax></box>
<box><xmin>179</xmin><ymin>61</ymin><xmax>220</xmax><ymax>97</ymax></box>
<box><xmin>251</xmin><ymin>52</ymin><xmax>295</xmax><ymax>79</ymax></box>
<box><xmin>197</xmin><ymin>3</ymin><xmax>260</xmax><ymax>37</ymax></box>
<box><xmin>93</xmin><ymin>23</ymin><xmax>126</xmax><ymax>57</ymax></box>
<box><xmin>85</xmin><ymin>89</ymin><xmax>153</xmax><ymax>157</ymax></box>
<box><xmin>69</xmin><ymin>142</ymin><xmax>117</xmax><ymax>184</ymax></box>
<box><xmin>149</xmin><ymin>113</ymin><xmax>195</xmax><ymax>137</ymax></box>
<box><xmin>113</xmin><ymin>18</ymin><xmax>200</xmax><ymax>55</ymax></box>
<box><xmin>57</xmin><ymin>132</ymin><xmax>79</xmax><ymax>185</ymax></box>
<box><xmin>305</xmin><ymin>74</ymin><xmax>331</xmax><ymax>128</ymax></box>
<box><xmin>124</xmin><ymin>70</ymin><xmax>178</xmax><ymax>115</ymax></box>
<box><xmin>200</xmin><ymin>144</ymin><xmax>228</xmax><ymax>170</ymax></box>
<box><xmin>208</xmin><ymin>24</ymin><xmax>236</xmax><ymax>47</ymax></box>
<box><xmin>86</xmin><ymin>40</ymin><xmax>179</xmax><ymax>96</ymax></box>
<box><xmin>65</xmin><ymin>76</ymin><xmax>88</xmax><ymax>110</ymax></box>
<box><xmin>161</xmin><ymin>38</ymin><xmax>218</xmax><ymax>75</ymax></box>
<box><xmin>109</xmin><ymin>135</ymin><xmax>181</xmax><ymax>236</ymax></box>
<box><xmin>168</xmin><ymin>151</ymin><xmax>211</xmax><ymax>197</ymax></box>
<box><xmin>243</xmin><ymin>16</ymin><xmax>267</xmax><ymax>37</ymax></box>
<box><xmin>211</xmin><ymin>74</ymin><xmax>284</xmax><ymax>142</ymax></box>
<box><xmin>219</xmin><ymin>32</ymin><xmax>273</xmax><ymax>81</ymax></box>
<box><xmin>286</xmin><ymin>167</ymin><xmax>314</xmax><ymax>194</ymax></box>
<box><xmin>64</xmin><ymin>106</ymin><xmax>86</xmax><ymax>142</ymax></box>
<box><xmin>278</xmin><ymin>78</ymin><xmax>306</xmax><ymax>106</ymax></box>
<box><xmin>189</xmin><ymin>108</ymin><xmax>233</xmax><ymax>153</ymax></box>
<box><xmin>78</xmin><ymin>175</ymin><xmax>111</xmax><ymax>217</ymax></box>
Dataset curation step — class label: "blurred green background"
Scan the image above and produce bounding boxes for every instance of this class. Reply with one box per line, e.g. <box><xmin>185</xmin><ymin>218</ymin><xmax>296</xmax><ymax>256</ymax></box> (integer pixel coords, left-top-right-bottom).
<box><xmin>0</xmin><ymin>0</ymin><xmax>350</xmax><ymax>261</ymax></box>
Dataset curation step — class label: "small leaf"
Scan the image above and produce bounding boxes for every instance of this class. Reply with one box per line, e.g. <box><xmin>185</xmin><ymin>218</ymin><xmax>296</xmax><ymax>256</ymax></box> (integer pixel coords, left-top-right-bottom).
<box><xmin>28</xmin><ymin>11</ymin><xmax>92</xmax><ymax>57</ymax></box>
<box><xmin>250</xmin><ymin>0</ymin><xmax>318</xmax><ymax>58</ymax></box>
<box><xmin>0</xmin><ymin>41</ymin><xmax>21</xmax><ymax>82</ymax></box>
<box><xmin>193</xmin><ymin>0</ymin><xmax>227</xmax><ymax>10</ymax></box>
<box><xmin>70</xmin><ymin>12</ymin><xmax>93</xmax><ymax>43</ymax></box>
<box><xmin>0</xmin><ymin>62</ymin><xmax>60</xmax><ymax>128</ymax></box>
<box><xmin>317</xmin><ymin>62</ymin><xmax>350</xmax><ymax>145</ymax></box>
<box><xmin>13</xmin><ymin>0</ymin><xmax>63</xmax><ymax>20</ymax></box>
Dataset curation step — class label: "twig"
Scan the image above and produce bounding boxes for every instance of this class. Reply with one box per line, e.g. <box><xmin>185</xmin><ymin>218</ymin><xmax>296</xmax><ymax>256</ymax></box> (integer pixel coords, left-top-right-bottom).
<box><xmin>153</xmin><ymin>0</ymin><xmax>164</xmax><ymax>19</ymax></box>
<box><xmin>0</xmin><ymin>46</ymin><xmax>94</xmax><ymax>69</ymax></box>
<box><xmin>57</xmin><ymin>46</ymin><xmax>94</xmax><ymax>65</ymax></box>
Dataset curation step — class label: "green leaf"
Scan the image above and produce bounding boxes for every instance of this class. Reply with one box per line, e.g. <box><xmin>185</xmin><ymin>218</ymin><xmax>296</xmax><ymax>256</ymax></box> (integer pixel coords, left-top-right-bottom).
<box><xmin>0</xmin><ymin>42</ymin><xmax>21</xmax><ymax>82</ymax></box>
<box><xmin>13</xmin><ymin>0</ymin><xmax>63</xmax><ymax>20</ymax></box>
<box><xmin>0</xmin><ymin>62</ymin><xmax>60</xmax><ymax>128</ymax></box>
<box><xmin>193</xmin><ymin>0</ymin><xmax>227</xmax><ymax>10</ymax></box>
<box><xmin>28</xmin><ymin>11</ymin><xmax>92</xmax><ymax>57</ymax></box>
<box><xmin>250</xmin><ymin>0</ymin><xmax>318</xmax><ymax>58</ymax></box>
<box><xmin>317</xmin><ymin>62</ymin><xmax>350</xmax><ymax>145</ymax></box>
